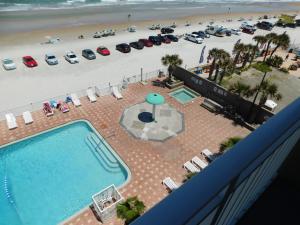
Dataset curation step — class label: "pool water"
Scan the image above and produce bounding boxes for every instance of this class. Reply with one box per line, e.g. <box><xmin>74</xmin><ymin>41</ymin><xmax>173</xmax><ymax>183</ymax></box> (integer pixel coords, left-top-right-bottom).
<box><xmin>0</xmin><ymin>121</ymin><xmax>129</xmax><ymax>225</ymax></box>
<box><xmin>170</xmin><ymin>87</ymin><xmax>199</xmax><ymax>104</ymax></box>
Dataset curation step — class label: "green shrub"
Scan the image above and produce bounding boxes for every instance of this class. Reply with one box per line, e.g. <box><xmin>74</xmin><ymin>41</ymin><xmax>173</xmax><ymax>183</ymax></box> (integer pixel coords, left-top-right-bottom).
<box><xmin>279</xmin><ymin>67</ymin><xmax>289</xmax><ymax>73</ymax></box>
<box><xmin>266</xmin><ymin>56</ymin><xmax>284</xmax><ymax>68</ymax></box>
<box><xmin>252</xmin><ymin>62</ymin><xmax>272</xmax><ymax>73</ymax></box>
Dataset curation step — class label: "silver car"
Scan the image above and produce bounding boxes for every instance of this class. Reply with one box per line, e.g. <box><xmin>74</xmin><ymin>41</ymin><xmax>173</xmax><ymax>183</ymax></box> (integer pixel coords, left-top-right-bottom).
<box><xmin>45</xmin><ymin>54</ymin><xmax>58</xmax><ymax>65</ymax></box>
<box><xmin>2</xmin><ymin>58</ymin><xmax>16</xmax><ymax>70</ymax></box>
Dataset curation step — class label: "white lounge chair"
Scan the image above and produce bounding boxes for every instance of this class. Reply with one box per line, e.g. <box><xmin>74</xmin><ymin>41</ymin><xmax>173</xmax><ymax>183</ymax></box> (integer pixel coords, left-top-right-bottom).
<box><xmin>183</xmin><ymin>161</ymin><xmax>200</xmax><ymax>173</ymax></box>
<box><xmin>22</xmin><ymin>111</ymin><xmax>33</xmax><ymax>124</ymax></box>
<box><xmin>112</xmin><ymin>86</ymin><xmax>123</xmax><ymax>100</ymax></box>
<box><xmin>5</xmin><ymin>113</ymin><xmax>17</xmax><ymax>130</ymax></box>
<box><xmin>71</xmin><ymin>93</ymin><xmax>81</xmax><ymax>107</ymax></box>
<box><xmin>86</xmin><ymin>88</ymin><xmax>97</xmax><ymax>103</ymax></box>
<box><xmin>162</xmin><ymin>177</ymin><xmax>178</xmax><ymax>191</ymax></box>
<box><xmin>201</xmin><ymin>149</ymin><xmax>216</xmax><ymax>162</ymax></box>
<box><xmin>191</xmin><ymin>156</ymin><xmax>208</xmax><ymax>170</ymax></box>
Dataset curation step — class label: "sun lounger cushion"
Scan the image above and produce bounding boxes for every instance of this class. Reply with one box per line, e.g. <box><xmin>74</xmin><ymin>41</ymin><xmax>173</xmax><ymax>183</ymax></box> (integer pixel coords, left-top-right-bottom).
<box><xmin>70</xmin><ymin>93</ymin><xmax>81</xmax><ymax>106</ymax></box>
<box><xmin>22</xmin><ymin>111</ymin><xmax>33</xmax><ymax>124</ymax></box>
<box><xmin>162</xmin><ymin>177</ymin><xmax>178</xmax><ymax>191</ymax></box>
<box><xmin>87</xmin><ymin>89</ymin><xmax>97</xmax><ymax>102</ymax></box>
<box><xmin>183</xmin><ymin>161</ymin><xmax>200</xmax><ymax>173</ymax></box>
<box><xmin>112</xmin><ymin>86</ymin><xmax>123</xmax><ymax>100</ymax></box>
<box><xmin>5</xmin><ymin>113</ymin><xmax>18</xmax><ymax>130</ymax></box>
<box><xmin>201</xmin><ymin>149</ymin><xmax>216</xmax><ymax>162</ymax></box>
<box><xmin>191</xmin><ymin>156</ymin><xmax>208</xmax><ymax>170</ymax></box>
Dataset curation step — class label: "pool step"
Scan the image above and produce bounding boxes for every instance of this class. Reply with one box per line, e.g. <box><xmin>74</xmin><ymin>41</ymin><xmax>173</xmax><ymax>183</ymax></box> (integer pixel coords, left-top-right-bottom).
<box><xmin>85</xmin><ymin>133</ymin><xmax>121</xmax><ymax>173</ymax></box>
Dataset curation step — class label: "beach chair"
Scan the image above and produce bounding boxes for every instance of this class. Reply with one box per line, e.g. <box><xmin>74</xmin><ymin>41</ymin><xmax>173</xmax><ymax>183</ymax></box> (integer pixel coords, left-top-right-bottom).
<box><xmin>43</xmin><ymin>101</ymin><xmax>54</xmax><ymax>117</ymax></box>
<box><xmin>59</xmin><ymin>101</ymin><xmax>69</xmax><ymax>113</ymax></box>
<box><xmin>201</xmin><ymin>149</ymin><xmax>216</xmax><ymax>162</ymax></box>
<box><xmin>5</xmin><ymin>113</ymin><xmax>17</xmax><ymax>130</ymax></box>
<box><xmin>191</xmin><ymin>156</ymin><xmax>208</xmax><ymax>170</ymax></box>
<box><xmin>112</xmin><ymin>86</ymin><xmax>123</xmax><ymax>100</ymax></box>
<box><xmin>70</xmin><ymin>93</ymin><xmax>81</xmax><ymax>107</ymax></box>
<box><xmin>162</xmin><ymin>177</ymin><xmax>178</xmax><ymax>191</ymax></box>
<box><xmin>87</xmin><ymin>88</ymin><xmax>97</xmax><ymax>102</ymax></box>
<box><xmin>22</xmin><ymin>111</ymin><xmax>33</xmax><ymax>124</ymax></box>
<box><xmin>183</xmin><ymin>161</ymin><xmax>200</xmax><ymax>173</ymax></box>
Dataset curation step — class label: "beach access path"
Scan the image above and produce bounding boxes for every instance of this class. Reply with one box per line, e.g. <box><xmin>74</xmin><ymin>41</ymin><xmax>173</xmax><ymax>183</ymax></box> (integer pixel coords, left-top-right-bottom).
<box><xmin>0</xmin><ymin>18</ymin><xmax>299</xmax><ymax>113</ymax></box>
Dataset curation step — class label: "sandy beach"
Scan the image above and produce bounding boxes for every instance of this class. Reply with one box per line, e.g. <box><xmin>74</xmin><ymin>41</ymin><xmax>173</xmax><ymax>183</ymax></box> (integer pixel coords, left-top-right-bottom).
<box><xmin>0</xmin><ymin>2</ymin><xmax>300</xmax><ymax>115</ymax></box>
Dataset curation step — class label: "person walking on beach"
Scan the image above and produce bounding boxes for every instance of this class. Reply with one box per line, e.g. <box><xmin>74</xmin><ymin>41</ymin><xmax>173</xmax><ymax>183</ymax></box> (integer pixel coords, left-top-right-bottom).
<box><xmin>285</xmin><ymin>54</ymin><xmax>289</xmax><ymax>61</ymax></box>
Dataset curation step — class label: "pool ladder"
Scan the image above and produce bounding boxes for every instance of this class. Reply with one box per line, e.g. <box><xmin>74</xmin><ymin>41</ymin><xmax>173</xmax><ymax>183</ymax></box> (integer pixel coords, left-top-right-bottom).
<box><xmin>86</xmin><ymin>133</ymin><xmax>121</xmax><ymax>172</ymax></box>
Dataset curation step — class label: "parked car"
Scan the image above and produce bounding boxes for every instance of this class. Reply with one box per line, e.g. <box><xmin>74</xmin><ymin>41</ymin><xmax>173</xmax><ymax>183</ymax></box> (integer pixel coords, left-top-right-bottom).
<box><xmin>64</xmin><ymin>51</ymin><xmax>79</xmax><ymax>64</ymax></box>
<box><xmin>129</xmin><ymin>41</ymin><xmax>144</xmax><ymax>50</ymax></box>
<box><xmin>256</xmin><ymin>21</ymin><xmax>273</xmax><ymax>30</ymax></box>
<box><xmin>165</xmin><ymin>34</ymin><xmax>179</xmax><ymax>42</ymax></box>
<box><xmin>157</xmin><ymin>35</ymin><xmax>171</xmax><ymax>44</ymax></box>
<box><xmin>242</xmin><ymin>27</ymin><xmax>255</xmax><ymax>35</ymax></box>
<box><xmin>82</xmin><ymin>49</ymin><xmax>96</xmax><ymax>60</ymax></box>
<box><xmin>97</xmin><ymin>46</ymin><xmax>110</xmax><ymax>56</ymax></box>
<box><xmin>148</xmin><ymin>36</ymin><xmax>162</xmax><ymax>45</ymax></box>
<box><xmin>222</xmin><ymin>28</ymin><xmax>232</xmax><ymax>36</ymax></box>
<box><xmin>231</xmin><ymin>29</ymin><xmax>241</xmax><ymax>35</ymax></box>
<box><xmin>45</xmin><ymin>53</ymin><xmax>58</xmax><ymax>65</ymax></box>
<box><xmin>185</xmin><ymin>33</ymin><xmax>203</xmax><ymax>44</ymax></box>
<box><xmin>23</xmin><ymin>56</ymin><xmax>38</xmax><ymax>67</ymax></box>
<box><xmin>2</xmin><ymin>58</ymin><xmax>16</xmax><ymax>70</ymax></box>
<box><xmin>192</xmin><ymin>31</ymin><xmax>210</xmax><ymax>38</ymax></box>
<box><xmin>116</xmin><ymin>43</ymin><xmax>131</xmax><ymax>53</ymax></box>
<box><xmin>240</xmin><ymin>22</ymin><xmax>256</xmax><ymax>31</ymax></box>
<box><xmin>205</xmin><ymin>25</ymin><xmax>225</xmax><ymax>37</ymax></box>
<box><xmin>161</xmin><ymin>27</ymin><xmax>174</xmax><ymax>34</ymax></box>
<box><xmin>138</xmin><ymin>38</ymin><xmax>153</xmax><ymax>47</ymax></box>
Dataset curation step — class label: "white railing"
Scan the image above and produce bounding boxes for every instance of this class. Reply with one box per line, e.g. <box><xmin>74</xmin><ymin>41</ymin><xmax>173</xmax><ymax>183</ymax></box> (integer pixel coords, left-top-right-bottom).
<box><xmin>0</xmin><ymin>68</ymin><xmax>167</xmax><ymax>120</ymax></box>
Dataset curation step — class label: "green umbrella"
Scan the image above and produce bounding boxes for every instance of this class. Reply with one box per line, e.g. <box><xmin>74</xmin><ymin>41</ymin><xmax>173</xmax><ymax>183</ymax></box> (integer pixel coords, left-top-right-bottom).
<box><xmin>145</xmin><ymin>93</ymin><xmax>165</xmax><ymax>121</ymax></box>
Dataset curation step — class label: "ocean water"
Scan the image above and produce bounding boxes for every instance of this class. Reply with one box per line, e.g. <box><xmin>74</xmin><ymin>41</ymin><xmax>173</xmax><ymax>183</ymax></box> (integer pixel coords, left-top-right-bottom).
<box><xmin>0</xmin><ymin>0</ymin><xmax>298</xmax><ymax>12</ymax></box>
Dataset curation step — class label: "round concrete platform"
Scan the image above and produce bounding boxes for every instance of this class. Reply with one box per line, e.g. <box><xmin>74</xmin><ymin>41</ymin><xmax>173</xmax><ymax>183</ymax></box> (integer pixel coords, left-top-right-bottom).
<box><xmin>120</xmin><ymin>102</ymin><xmax>184</xmax><ymax>142</ymax></box>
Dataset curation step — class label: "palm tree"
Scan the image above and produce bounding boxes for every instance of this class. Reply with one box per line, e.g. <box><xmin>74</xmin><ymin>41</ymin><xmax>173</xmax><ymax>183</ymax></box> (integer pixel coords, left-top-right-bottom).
<box><xmin>161</xmin><ymin>54</ymin><xmax>183</xmax><ymax>82</ymax></box>
<box><xmin>251</xmin><ymin>35</ymin><xmax>267</xmax><ymax>64</ymax></box>
<box><xmin>232</xmin><ymin>43</ymin><xmax>246</xmax><ymax>69</ymax></box>
<box><xmin>218</xmin><ymin>58</ymin><xmax>234</xmax><ymax>84</ymax></box>
<box><xmin>117</xmin><ymin>196</ymin><xmax>146</xmax><ymax>224</ymax></box>
<box><xmin>263</xmin><ymin>32</ymin><xmax>278</xmax><ymax>61</ymax></box>
<box><xmin>219</xmin><ymin>136</ymin><xmax>243</xmax><ymax>154</ymax></box>
<box><xmin>228</xmin><ymin>81</ymin><xmax>254</xmax><ymax>98</ymax></box>
<box><xmin>270</xmin><ymin>32</ymin><xmax>290</xmax><ymax>57</ymax></box>
<box><xmin>241</xmin><ymin>44</ymin><xmax>256</xmax><ymax>68</ymax></box>
<box><xmin>208</xmin><ymin>48</ymin><xmax>220</xmax><ymax>80</ymax></box>
<box><xmin>213</xmin><ymin>49</ymin><xmax>230</xmax><ymax>82</ymax></box>
<box><xmin>253</xmin><ymin>79</ymin><xmax>282</xmax><ymax>106</ymax></box>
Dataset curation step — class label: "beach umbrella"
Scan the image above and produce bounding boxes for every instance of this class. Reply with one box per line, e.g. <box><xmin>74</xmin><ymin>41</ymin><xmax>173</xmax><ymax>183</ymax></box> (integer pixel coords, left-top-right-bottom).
<box><xmin>199</xmin><ymin>45</ymin><xmax>206</xmax><ymax>64</ymax></box>
<box><xmin>145</xmin><ymin>93</ymin><xmax>165</xmax><ymax>121</ymax></box>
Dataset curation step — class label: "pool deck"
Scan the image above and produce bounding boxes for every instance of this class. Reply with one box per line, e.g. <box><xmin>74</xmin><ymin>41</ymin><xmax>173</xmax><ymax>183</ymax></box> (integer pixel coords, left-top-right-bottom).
<box><xmin>0</xmin><ymin>81</ymin><xmax>250</xmax><ymax>225</ymax></box>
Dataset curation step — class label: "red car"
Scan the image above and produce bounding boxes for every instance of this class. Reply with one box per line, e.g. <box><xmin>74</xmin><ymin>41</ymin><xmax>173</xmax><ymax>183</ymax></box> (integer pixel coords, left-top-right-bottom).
<box><xmin>138</xmin><ymin>39</ymin><xmax>153</xmax><ymax>47</ymax></box>
<box><xmin>23</xmin><ymin>56</ymin><xmax>38</xmax><ymax>67</ymax></box>
<box><xmin>97</xmin><ymin>46</ymin><xmax>110</xmax><ymax>56</ymax></box>
<box><xmin>242</xmin><ymin>27</ymin><xmax>254</xmax><ymax>35</ymax></box>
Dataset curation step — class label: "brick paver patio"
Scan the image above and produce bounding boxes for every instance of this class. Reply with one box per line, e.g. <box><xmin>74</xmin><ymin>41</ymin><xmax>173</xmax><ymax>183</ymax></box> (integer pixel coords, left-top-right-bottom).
<box><xmin>0</xmin><ymin>81</ymin><xmax>250</xmax><ymax>225</ymax></box>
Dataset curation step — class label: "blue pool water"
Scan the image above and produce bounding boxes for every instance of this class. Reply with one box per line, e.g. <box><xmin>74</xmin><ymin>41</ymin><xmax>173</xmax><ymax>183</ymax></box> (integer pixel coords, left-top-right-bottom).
<box><xmin>170</xmin><ymin>87</ymin><xmax>199</xmax><ymax>104</ymax></box>
<box><xmin>0</xmin><ymin>121</ymin><xmax>129</xmax><ymax>225</ymax></box>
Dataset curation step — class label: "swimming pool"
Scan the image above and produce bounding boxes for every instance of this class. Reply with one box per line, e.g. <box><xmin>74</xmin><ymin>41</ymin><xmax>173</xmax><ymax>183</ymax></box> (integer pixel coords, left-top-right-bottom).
<box><xmin>0</xmin><ymin>120</ymin><xmax>130</xmax><ymax>225</ymax></box>
<box><xmin>169</xmin><ymin>87</ymin><xmax>199</xmax><ymax>104</ymax></box>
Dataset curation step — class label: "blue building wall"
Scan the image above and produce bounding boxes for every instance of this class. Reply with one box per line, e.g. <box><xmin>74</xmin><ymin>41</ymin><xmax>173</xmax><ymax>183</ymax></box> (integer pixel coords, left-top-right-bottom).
<box><xmin>132</xmin><ymin>98</ymin><xmax>300</xmax><ymax>225</ymax></box>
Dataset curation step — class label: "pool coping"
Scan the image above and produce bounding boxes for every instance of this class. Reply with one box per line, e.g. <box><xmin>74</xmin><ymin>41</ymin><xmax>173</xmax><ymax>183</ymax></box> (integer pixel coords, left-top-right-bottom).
<box><xmin>168</xmin><ymin>86</ymin><xmax>200</xmax><ymax>104</ymax></box>
<box><xmin>0</xmin><ymin>119</ymin><xmax>132</xmax><ymax>225</ymax></box>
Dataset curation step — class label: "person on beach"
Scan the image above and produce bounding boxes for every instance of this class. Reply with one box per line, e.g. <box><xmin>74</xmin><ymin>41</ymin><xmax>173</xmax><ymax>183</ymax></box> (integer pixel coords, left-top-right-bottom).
<box><xmin>285</xmin><ymin>54</ymin><xmax>289</xmax><ymax>61</ymax></box>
